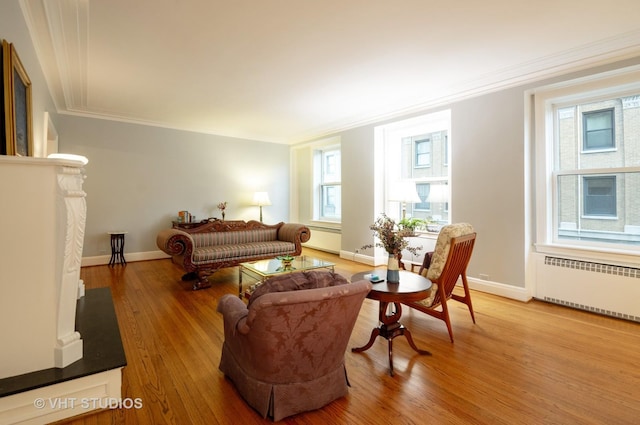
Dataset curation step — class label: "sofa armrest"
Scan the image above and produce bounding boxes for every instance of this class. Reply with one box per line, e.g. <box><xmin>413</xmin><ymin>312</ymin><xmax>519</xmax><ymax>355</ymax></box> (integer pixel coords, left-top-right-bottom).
<box><xmin>217</xmin><ymin>294</ymin><xmax>250</xmax><ymax>335</ymax></box>
<box><xmin>156</xmin><ymin>228</ymin><xmax>194</xmax><ymax>257</ymax></box>
<box><xmin>277</xmin><ymin>223</ymin><xmax>311</xmax><ymax>244</ymax></box>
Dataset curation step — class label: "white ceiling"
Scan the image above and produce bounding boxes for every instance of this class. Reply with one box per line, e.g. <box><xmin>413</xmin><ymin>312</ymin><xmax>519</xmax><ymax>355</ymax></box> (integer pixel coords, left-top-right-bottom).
<box><xmin>21</xmin><ymin>0</ymin><xmax>640</xmax><ymax>144</ymax></box>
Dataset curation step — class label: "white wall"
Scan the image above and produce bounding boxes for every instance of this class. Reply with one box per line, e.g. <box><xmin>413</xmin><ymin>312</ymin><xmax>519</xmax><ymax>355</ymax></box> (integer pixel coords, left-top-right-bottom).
<box><xmin>56</xmin><ymin>115</ymin><xmax>291</xmax><ymax>258</ymax></box>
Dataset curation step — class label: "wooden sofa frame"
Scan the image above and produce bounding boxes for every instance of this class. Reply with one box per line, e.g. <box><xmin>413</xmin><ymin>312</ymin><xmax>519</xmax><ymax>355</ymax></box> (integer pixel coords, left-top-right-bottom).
<box><xmin>157</xmin><ymin>219</ymin><xmax>311</xmax><ymax>290</ymax></box>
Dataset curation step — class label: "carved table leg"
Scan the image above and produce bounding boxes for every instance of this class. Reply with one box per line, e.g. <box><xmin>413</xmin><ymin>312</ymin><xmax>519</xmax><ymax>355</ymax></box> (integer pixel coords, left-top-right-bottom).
<box><xmin>352</xmin><ymin>300</ymin><xmax>430</xmax><ymax>376</ymax></box>
<box><xmin>351</xmin><ymin>328</ymin><xmax>381</xmax><ymax>353</ymax></box>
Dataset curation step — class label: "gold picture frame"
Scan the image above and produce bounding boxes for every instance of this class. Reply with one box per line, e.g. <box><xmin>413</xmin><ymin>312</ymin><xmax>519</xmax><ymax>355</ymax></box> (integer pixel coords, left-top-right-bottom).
<box><xmin>2</xmin><ymin>40</ymin><xmax>33</xmax><ymax>156</ymax></box>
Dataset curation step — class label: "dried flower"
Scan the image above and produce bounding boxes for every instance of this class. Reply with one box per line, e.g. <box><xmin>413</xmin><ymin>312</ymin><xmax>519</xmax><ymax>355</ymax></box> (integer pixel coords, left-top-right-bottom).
<box><xmin>217</xmin><ymin>201</ymin><xmax>227</xmax><ymax>211</ymax></box>
<box><xmin>361</xmin><ymin>213</ymin><xmax>421</xmax><ymax>256</ymax></box>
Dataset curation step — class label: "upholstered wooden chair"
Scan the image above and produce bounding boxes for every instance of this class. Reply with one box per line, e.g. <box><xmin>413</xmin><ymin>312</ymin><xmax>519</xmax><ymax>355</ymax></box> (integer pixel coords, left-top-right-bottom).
<box><xmin>406</xmin><ymin>223</ymin><xmax>477</xmax><ymax>342</ymax></box>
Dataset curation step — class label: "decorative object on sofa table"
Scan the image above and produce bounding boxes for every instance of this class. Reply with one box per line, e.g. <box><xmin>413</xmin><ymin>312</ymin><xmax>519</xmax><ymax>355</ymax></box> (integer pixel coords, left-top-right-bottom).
<box><xmin>217</xmin><ymin>201</ymin><xmax>227</xmax><ymax>220</ymax></box>
<box><xmin>252</xmin><ymin>191</ymin><xmax>271</xmax><ymax>222</ymax></box>
<box><xmin>276</xmin><ymin>255</ymin><xmax>295</xmax><ymax>270</ymax></box>
<box><xmin>178</xmin><ymin>210</ymin><xmax>191</xmax><ymax>223</ymax></box>
<box><xmin>361</xmin><ymin>213</ymin><xmax>421</xmax><ymax>283</ymax></box>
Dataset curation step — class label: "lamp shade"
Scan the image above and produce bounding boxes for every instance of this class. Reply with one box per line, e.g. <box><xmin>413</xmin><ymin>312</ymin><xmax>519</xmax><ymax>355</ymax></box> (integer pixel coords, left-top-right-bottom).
<box><xmin>427</xmin><ymin>184</ymin><xmax>448</xmax><ymax>203</ymax></box>
<box><xmin>252</xmin><ymin>191</ymin><xmax>272</xmax><ymax>206</ymax></box>
<box><xmin>389</xmin><ymin>180</ymin><xmax>421</xmax><ymax>203</ymax></box>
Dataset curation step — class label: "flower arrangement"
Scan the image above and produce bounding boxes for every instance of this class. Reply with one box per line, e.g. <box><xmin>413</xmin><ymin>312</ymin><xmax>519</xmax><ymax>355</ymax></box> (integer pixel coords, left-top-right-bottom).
<box><xmin>217</xmin><ymin>201</ymin><xmax>227</xmax><ymax>220</ymax></box>
<box><xmin>361</xmin><ymin>213</ymin><xmax>421</xmax><ymax>256</ymax></box>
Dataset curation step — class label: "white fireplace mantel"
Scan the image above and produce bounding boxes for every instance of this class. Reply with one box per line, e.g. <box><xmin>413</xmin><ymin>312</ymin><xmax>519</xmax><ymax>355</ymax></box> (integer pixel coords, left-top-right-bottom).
<box><xmin>0</xmin><ymin>155</ymin><xmax>88</xmax><ymax>379</ymax></box>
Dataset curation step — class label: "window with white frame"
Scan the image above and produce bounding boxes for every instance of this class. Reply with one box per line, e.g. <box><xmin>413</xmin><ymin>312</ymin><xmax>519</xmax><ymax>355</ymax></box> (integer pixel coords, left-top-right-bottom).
<box><xmin>583</xmin><ymin>109</ymin><xmax>615</xmax><ymax>151</ymax></box>
<box><xmin>314</xmin><ymin>146</ymin><xmax>341</xmax><ymax>221</ymax></box>
<box><xmin>534</xmin><ymin>66</ymin><xmax>640</xmax><ymax>252</ymax></box>
<box><xmin>583</xmin><ymin>175</ymin><xmax>616</xmax><ymax>217</ymax></box>
<box><xmin>376</xmin><ymin>110</ymin><xmax>451</xmax><ymax>227</ymax></box>
<box><xmin>414</xmin><ymin>137</ymin><xmax>431</xmax><ymax>167</ymax></box>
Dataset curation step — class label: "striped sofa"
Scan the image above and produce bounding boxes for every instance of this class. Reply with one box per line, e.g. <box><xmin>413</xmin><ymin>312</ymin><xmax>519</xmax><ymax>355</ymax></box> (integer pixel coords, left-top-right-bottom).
<box><xmin>156</xmin><ymin>220</ymin><xmax>311</xmax><ymax>290</ymax></box>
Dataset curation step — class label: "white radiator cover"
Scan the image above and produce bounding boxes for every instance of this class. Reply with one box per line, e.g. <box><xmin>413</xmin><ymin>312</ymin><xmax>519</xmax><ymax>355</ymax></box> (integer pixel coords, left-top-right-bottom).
<box><xmin>303</xmin><ymin>227</ymin><xmax>341</xmax><ymax>253</ymax></box>
<box><xmin>535</xmin><ymin>255</ymin><xmax>640</xmax><ymax>322</ymax></box>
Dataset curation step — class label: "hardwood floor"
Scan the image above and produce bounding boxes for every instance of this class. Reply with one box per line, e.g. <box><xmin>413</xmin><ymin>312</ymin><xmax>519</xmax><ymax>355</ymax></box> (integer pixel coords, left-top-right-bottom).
<box><xmin>58</xmin><ymin>249</ymin><xmax>640</xmax><ymax>424</ymax></box>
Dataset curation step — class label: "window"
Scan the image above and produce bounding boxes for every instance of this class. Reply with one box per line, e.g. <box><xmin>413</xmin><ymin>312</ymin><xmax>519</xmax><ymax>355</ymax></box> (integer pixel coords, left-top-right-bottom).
<box><xmin>376</xmin><ymin>110</ymin><xmax>451</xmax><ymax>227</ymax></box>
<box><xmin>583</xmin><ymin>109</ymin><xmax>614</xmax><ymax>151</ymax></box>
<box><xmin>414</xmin><ymin>138</ymin><xmax>431</xmax><ymax>167</ymax></box>
<box><xmin>534</xmin><ymin>66</ymin><xmax>640</xmax><ymax>253</ymax></box>
<box><xmin>443</xmin><ymin>135</ymin><xmax>449</xmax><ymax>166</ymax></box>
<box><xmin>583</xmin><ymin>176</ymin><xmax>616</xmax><ymax>217</ymax></box>
<box><xmin>316</xmin><ymin>147</ymin><xmax>341</xmax><ymax>221</ymax></box>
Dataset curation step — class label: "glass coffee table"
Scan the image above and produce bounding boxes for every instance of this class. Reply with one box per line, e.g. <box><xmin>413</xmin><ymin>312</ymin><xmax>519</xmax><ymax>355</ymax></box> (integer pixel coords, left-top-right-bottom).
<box><xmin>238</xmin><ymin>256</ymin><xmax>335</xmax><ymax>298</ymax></box>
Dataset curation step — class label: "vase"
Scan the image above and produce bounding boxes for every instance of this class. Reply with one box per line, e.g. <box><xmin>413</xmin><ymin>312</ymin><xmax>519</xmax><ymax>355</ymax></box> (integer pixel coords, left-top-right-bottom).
<box><xmin>387</xmin><ymin>253</ymin><xmax>400</xmax><ymax>283</ymax></box>
<box><xmin>222</xmin><ymin>211</ymin><xmax>225</xmax><ymax>221</ymax></box>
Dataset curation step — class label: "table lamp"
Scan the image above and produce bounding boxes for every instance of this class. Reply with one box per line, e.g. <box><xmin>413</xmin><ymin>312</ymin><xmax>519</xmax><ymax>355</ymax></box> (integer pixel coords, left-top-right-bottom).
<box><xmin>252</xmin><ymin>191</ymin><xmax>271</xmax><ymax>222</ymax></box>
<box><xmin>390</xmin><ymin>180</ymin><xmax>421</xmax><ymax>220</ymax></box>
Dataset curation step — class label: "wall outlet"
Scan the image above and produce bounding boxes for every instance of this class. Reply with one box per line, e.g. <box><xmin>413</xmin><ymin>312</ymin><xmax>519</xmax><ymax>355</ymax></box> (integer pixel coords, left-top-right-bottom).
<box><xmin>479</xmin><ymin>273</ymin><xmax>489</xmax><ymax>280</ymax></box>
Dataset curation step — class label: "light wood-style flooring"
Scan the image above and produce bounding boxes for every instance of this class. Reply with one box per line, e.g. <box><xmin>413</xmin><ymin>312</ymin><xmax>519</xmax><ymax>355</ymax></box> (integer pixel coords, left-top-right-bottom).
<box><xmin>59</xmin><ymin>248</ymin><xmax>640</xmax><ymax>424</ymax></box>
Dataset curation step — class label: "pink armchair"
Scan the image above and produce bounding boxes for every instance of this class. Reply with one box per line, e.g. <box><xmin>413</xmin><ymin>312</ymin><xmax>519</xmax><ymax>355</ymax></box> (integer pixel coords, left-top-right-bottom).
<box><xmin>217</xmin><ymin>271</ymin><xmax>371</xmax><ymax>421</ymax></box>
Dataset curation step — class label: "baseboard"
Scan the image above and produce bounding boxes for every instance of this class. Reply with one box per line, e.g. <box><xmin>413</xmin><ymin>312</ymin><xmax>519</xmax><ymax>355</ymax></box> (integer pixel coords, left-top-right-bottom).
<box><xmin>467</xmin><ymin>277</ymin><xmax>531</xmax><ymax>302</ymax></box>
<box><xmin>82</xmin><ymin>250</ymin><xmax>170</xmax><ymax>267</ymax></box>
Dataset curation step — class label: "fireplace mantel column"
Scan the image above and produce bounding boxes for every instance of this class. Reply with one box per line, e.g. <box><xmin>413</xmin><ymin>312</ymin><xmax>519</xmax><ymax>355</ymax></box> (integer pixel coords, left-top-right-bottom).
<box><xmin>54</xmin><ymin>164</ymin><xmax>87</xmax><ymax>368</ymax></box>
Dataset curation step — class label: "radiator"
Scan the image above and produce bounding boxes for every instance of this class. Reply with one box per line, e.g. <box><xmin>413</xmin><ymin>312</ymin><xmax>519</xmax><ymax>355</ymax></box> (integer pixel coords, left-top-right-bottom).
<box><xmin>536</xmin><ymin>256</ymin><xmax>640</xmax><ymax>323</ymax></box>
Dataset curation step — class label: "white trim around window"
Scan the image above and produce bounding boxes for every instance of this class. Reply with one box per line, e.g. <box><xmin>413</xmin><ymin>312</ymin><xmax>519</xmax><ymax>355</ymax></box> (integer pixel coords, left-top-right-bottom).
<box><xmin>532</xmin><ymin>64</ymin><xmax>640</xmax><ymax>263</ymax></box>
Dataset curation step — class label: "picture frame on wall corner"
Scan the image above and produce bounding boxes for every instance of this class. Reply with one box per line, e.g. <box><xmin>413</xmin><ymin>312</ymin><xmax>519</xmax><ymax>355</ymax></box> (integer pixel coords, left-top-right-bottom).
<box><xmin>1</xmin><ymin>40</ymin><xmax>7</xmax><ymax>155</ymax></box>
<box><xmin>2</xmin><ymin>39</ymin><xmax>33</xmax><ymax>157</ymax></box>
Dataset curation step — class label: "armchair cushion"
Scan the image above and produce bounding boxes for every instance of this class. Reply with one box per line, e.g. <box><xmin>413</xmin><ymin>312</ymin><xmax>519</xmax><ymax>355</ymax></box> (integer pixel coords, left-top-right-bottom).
<box><xmin>414</xmin><ymin>223</ymin><xmax>474</xmax><ymax>308</ymax></box>
<box><xmin>426</xmin><ymin>223</ymin><xmax>475</xmax><ymax>281</ymax></box>
<box><xmin>417</xmin><ymin>283</ymin><xmax>439</xmax><ymax>308</ymax></box>
<box><xmin>248</xmin><ymin>270</ymin><xmax>348</xmax><ymax>306</ymax></box>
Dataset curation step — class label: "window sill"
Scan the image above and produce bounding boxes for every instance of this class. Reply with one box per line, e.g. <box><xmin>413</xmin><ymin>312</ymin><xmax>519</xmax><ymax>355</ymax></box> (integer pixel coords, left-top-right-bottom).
<box><xmin>408</xmin><ymin>231</ymin><xmax>439</xmax><ymax>240</ymax></box>
<box><xmin>309</xmin><ymin>220</ymin><xmax>341</xmax><ymax>232</ymax></box>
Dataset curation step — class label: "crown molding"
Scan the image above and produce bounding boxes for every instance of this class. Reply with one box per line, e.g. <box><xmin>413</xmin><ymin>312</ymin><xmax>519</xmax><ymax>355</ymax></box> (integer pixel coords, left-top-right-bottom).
<box><xmin>18</xmin><ymin>1</ymin><xmax>640</xmax><ymax>145</ymax></box>
<box><xmin>43</xmin><ymin>0</ymin><xmax>88</xmax><ymax>109</ymax></box>
<box><xmin>294</xmin><ymin>30</ymin><xmax>640</xmax><ymax>144</ymax></box>
<box><xmin>21</xmin><ymin>0</ymin><xmax>88</xmax><ymax>111</ymax></box>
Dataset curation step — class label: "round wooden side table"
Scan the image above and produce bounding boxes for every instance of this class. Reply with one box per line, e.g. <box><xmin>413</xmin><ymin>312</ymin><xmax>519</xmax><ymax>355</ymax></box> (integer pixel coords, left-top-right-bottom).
<box><xmin>351</xmin><ymin>269</ymin><xmax>432</xmax><ymax>376</ymax></box>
